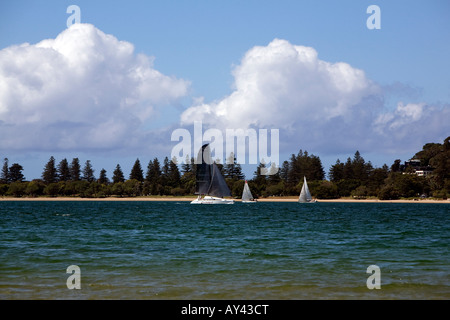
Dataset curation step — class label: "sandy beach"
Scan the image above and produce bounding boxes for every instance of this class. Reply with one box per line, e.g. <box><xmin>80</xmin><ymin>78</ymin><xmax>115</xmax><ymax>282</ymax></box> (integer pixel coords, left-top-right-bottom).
<box><xmin>0</xmin><ymin>196</ymin><xmax>448</xmax><ymax>203</ymax></box>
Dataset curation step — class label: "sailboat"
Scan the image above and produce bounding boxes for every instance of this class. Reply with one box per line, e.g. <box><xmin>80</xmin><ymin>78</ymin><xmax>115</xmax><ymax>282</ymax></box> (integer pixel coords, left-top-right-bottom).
<box><xmin>298</xmin><ymin>176</ymin><xmax>317</xmax><ymax>203</ymax></box>
<box><xmin>190</xmin><ymin>144</ymin><xmax>234</xmax><ymax>204</ymax></box>
<box><xmin>241</xmin><ymin>180</ymin><xmax>257</xmax><ymax>203</ymax></box>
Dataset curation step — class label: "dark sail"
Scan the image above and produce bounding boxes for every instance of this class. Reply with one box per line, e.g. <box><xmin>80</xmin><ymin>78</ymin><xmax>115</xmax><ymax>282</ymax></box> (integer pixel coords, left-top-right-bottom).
<box><xmin>195</xmin><ymin>144</ymin><xmax>212</xmax><ymax>195</ymax></box>
<box><xmin>195</xmin><ymin>144</ymin><xmax>231</xmax><ymax>197</ymax></box>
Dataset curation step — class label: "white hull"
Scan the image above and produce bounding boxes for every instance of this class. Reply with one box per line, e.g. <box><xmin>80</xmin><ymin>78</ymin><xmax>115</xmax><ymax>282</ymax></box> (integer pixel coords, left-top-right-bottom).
<box><xmin>299</xmin><ymin>199</ymin><xmax>317</xmax><ymax>203</ymax></box>
<box><xmin>190</xmin><ymin>196</ymin><xmax>234</xmax><ymax>204</ymax></box>
<box><xmin>242</xmin><ymin>200</ymin><xmax>257</xmax><ymax>203</ymax></box>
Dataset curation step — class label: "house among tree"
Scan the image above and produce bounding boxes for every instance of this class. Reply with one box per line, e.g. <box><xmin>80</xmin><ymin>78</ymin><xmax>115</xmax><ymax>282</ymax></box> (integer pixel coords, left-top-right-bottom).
<box><xmin>402</xmin><ymin>158</ymin><xmax>433</xmax><ymax>177</ymax></box>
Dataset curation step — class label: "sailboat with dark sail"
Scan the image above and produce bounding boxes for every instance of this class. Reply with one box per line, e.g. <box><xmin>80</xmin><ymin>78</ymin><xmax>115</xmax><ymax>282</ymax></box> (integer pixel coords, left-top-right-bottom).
<box><xmin>298</xmin><ymin>176</ymin><xmax>317</xmax><ymax>203</ymax></box>
<box><xmin>191</xmin><ymin>144</ymin><xmax>234</xmax><ymax>204</ymax></box>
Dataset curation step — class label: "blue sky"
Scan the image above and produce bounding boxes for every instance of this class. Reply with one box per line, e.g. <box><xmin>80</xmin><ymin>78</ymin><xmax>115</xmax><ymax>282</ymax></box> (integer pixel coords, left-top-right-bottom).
<box><xmin>0</xmin><ymin>0</ymin><xmax>449</xmax><ymax>181</ymax></box>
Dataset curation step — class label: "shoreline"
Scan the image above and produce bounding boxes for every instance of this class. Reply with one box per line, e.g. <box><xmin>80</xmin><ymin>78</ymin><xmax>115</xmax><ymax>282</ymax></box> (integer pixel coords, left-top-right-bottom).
<box><xmin>0</xmin><ymin>196</ymin><xmax>448</xmax><ymax>204</ymax></box>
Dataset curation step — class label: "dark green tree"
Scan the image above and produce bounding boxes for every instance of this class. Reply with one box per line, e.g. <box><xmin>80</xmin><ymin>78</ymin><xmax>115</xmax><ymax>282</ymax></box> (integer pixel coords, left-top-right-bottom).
<box><xmin>7</xmin><ymin>181</ymin><xmax>26</xmax><ymax>197</ymax></box>
<box><xmin>57</xmin><ymin>158</ymin><xmax>71</xmax><ymax>181</ymax></box>
<box><xmin>279</xmin><ymin>160</ymin><xmax>290</xmax><ymax>182</ymax></box>
<box><xmin>145</xmin><ymin>159</ymin><xmax>154</xmax><ymax>182</ymax></box>
<box><xmin>329</xmin><ymin>159</ymin><xmax>344</xmax><ymax>182</ymax></box>
<box><xmin>390</xmin><ymin>159</ymin><xmax>402</xmax><ymax>173</ymax></box>
<box><xmin>145</xmin><ymin>158</ymin><xmax>163</xmax><ymax>195</ymax></box>
<box><xmin>343</xmin><ymin>157</ymin><xmax>353</xmax><ymax>180</ymax></box>
<box><xmin>82</xmin><ymin>160</ymin><xmax>95</xmax><ymax>182</ymax></box>
<box><xmin>167</xmin><ymin>157</ymin><xmax>181</xmax><ymax>188</ymax></box>
<box><xmin>130</xmin><ymin>158</ymin><xmax>144</xmax><ymax>182</ymax></box>
<box><xmin>252</xmin><ymin>161</ymin><xmax>267</xmax><ymax>196</ymax></box>
<box><xmin>287</xmin><ymin>150</ymin><xmax>324</xmax><ymax>184</ymax></box>
<box><xmin>42</xmin><ymin>156</ymin><xmax>58</xmax><ymax>184</ymax></box>
<box><xmin>161</xmin><ymin>156</ymin><xmax>170</xmax><ymax>189</ymax></box>
<box><xmin>413</xmin><ymin>143</ymin><xmax>442</xmax><ymax>166</ymax></box>
<box><xmin>366</xmin><ymin>165</ymin><xmax>389</xmax><ymax>196</ymax></box>
<box><xmin>181</xmin><ymin>155</ymin><xmax>191</xmax><ymax>175</ymax></box>
<box><xmin>25</xmin><ymin>180</ymin><xmax>44</xmax><ymax>197</ymax></box>
<box><xmin>8</xmin><ymin>163</ymin><xmax>25</xmax><ymax>182</ymax></box>
<box><xmin>70</xmin><ymin>158</ymin><xmax>81</xmax><ymax>181</ymax></box>
<box><xmin>224</xmin><ymin>153</ymin><xmax>245</xmax><ymax>180</ymax></box>
<box><xmin>112</xmin><ymin>164</ymin><xmax>125</xmax><ymax>183</ymax></box>
<box><xmin>146</xmin><ymin>159</ymin><xmax>162</xmax><ymax>184</ymax></box>
<box><xmin>98</xmin><ymin>168</ymin><xmax>109</xmax><ymax>184</ymax></box>
<box><xmin>1</xmin><ymin>158</ymin><xmax>9</xmax><ymax>184</ymax></box>
<box><xmin>267</xmin><ymin>162</ymin><xmax>281</xmax><ymax>185</ymax></box>
<box><xmin>162</xmin><ymin>157</ymin><xmax>170</xmax><ymax>176</ymax></box>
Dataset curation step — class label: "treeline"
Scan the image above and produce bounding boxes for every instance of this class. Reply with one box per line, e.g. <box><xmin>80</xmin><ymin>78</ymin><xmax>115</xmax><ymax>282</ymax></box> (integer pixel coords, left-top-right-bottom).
<box><xmin>1</xmin><ymin>137</ymin><xmax>449</xmax><ymax>199</ymax></box>
<box><xmin>0</xmin><ymin>154</ymin><xmax>246</xmax><ymax>198</ymax></box>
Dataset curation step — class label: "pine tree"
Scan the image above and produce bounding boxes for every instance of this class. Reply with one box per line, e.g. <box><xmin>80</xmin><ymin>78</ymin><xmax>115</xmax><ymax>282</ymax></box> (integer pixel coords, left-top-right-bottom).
<box><xmin>267</xmin><ymin>162</ymin><xmax>281</xmax><ymax>184</ymax></box>
<box><xmin>280</xmin><ymin>160</ymin><xmax>290</xmax><ymax>182</ymax></box>
<box><xmin>98</xmin><ymin>168</ymin><xmax>109</xmax><ymax>184</ymax></box>
<box><xmin>343</xmin><ymin>157</ymin><xmax>353</xmax><ymax>179</ymax></box>
<box><xmin>168</xmin><ymin>157</ymin><xmax>181</xmax><ymax>187</ymax></box>
<box><xmin>57</xmin><ymin>158</ymin><xmax>71</xmax><ymax>181</ymax></box>
<box><xmin>329</xmin><ymin>159</ymin><xmax>344</xmax><ymax>182</ymax></box>
<box><xmin>112</xmin><ymin>164</ymin><xmax>125</xmax><ymax>183</ymax></box>
<box><xmin>1</xmin><ymin>158</ymin><xmax>9</xmax><ymax>184</ymax></box>
<box><xmin>70</xmin><ymin>158</ymin><xmax>81</xmax><ymax>181</ymax></box>
<box><xmin>181</xmin><ymin>155</ymin><xmax>191</xmax><ymax>175</ymax></box>
<box><xmin>82</xmin><ymin>160</ymin><xmax>95</xmax><ymax>182</ymax></box>
<box><xmin>42</xmin><ymin>156</ymin><xmax>58</xmax><ymax>184</ymax></box>
<box><xmin>287</xmin><ymin>153</ymin><xmax>301</xmax><ymax>184</ymax></box>
<box><xmin>145</xmin><ymin>158</ymin><xmax>162</xmax><ymax>195</ymax></box>
<box><xmin>224</xmin><ymin>152</ymin><xmax>244</xmax><ymax>180</ymax></box>
<box><xmin>352</xmin><ymin>151</ymin><xmax>367</xmax><ymax>181</ymax></box>
<box><xmin>161</xmin><ymin>156</ymin><xmax>170</xmax><ymax>185</ymax></box>
<box><xmin>129</xmin><ymin>159</ymin><xmax>144</xmax><ymax>182</ymax></box>
<box><xmin>224</xmin><ymin>153</ymin><xmax>236</xmax><ymax>179</ymax></box>
<box><xmin>146</xmin><ymin>158</ymin><xmax>162</xmax><ymax>184</ymax></box>
<box><xmin>253</xmin><ymin>161</ymin><xmax>267</xmax><ymax>185</ymax></box>
<box><xmin>9</xmin><ymin>163</ymin><xmax>25</xmax><ymax>182</ymax></box>
<box><xmin>145</xmin><ymin>159</ymin><xmax>154</xmax><ymax>182</ymax></box>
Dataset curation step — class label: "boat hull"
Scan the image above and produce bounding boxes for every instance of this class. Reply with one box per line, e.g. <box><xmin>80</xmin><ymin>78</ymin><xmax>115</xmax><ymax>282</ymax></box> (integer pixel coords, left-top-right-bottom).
<box><xmin>299</xmin><ymin>199</ymin><xmax>317</xmax><ymax>203</ymax></box>
<box><xmin>190</xmin><ymin>196</ymin><xmax>235</xmax><ymax>204</ymax></box>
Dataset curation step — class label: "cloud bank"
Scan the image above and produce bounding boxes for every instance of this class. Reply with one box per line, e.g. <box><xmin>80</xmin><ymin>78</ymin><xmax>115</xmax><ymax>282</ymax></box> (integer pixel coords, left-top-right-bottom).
<box><xmin>1</xmin><ymin>29</ymin><xmax>447</xmax><ymax>161</ymax></box>
<box><xmin>181</xmin><ymin>39</ymin><xmax>448</xmax><ymax>156</ymax></box>
<box><xmin>0</xmin><ymin>23</ymin><xmax>189</xmax><ymax>152</ymax></box>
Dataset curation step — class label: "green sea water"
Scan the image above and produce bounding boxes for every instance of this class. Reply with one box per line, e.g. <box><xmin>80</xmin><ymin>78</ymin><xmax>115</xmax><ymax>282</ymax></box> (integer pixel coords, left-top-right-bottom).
<box><xmin>0</xmin><ymin>201</ymin><xmax>448</xmax><ymax>299</ymax></box>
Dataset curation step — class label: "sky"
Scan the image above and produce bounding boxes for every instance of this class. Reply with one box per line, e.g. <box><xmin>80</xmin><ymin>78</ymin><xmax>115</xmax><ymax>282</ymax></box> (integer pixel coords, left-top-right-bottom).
<box><xmin>0</xmin><ymin>0</ymin><xmax>449</xmax><ymax>181</ymax></box>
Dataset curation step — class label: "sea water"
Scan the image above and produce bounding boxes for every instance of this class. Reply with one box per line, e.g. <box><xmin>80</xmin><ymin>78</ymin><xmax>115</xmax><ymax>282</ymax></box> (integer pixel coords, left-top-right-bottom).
<box><xmin>0</xmin><ymin>201</ymin><xmax>448</xmax><ymax>299</ymax></box>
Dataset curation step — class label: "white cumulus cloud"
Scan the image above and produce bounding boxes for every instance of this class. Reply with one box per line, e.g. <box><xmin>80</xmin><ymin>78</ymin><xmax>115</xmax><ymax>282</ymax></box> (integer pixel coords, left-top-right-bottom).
<box><xmin>0</xmin><ymin>23</ymin><xmax>190</xmax><ymax>152</ymax></box>
<box><xmin>180</xmin><ymin>39</ymin><xmax>449</xmax><ymax>156</ymax></box>
<box><xmin>181</xmin><ymin>39</ymin><xmax>380</xmax><ymax>130</ymax></box>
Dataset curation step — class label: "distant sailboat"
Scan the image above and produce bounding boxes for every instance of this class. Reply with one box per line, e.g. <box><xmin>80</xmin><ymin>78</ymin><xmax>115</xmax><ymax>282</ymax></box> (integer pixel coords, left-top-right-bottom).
<box><xmin>191</xmin><ymin>144</ymin><xmax>234</xmax><ymax>204</ymax></box>
<box><xmin>298</xmin><ymin>176</ymin><xmax>317</xmax><ymax>203</ymax></box>
<box><xmin>241</xmin><ymin>181</ymin><xmax>257</xmax><ymax>203</ymax></box>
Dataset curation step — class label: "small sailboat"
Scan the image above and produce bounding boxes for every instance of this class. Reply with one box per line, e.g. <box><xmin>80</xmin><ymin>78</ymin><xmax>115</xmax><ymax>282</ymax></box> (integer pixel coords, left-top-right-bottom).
<box><xmin>241</xmin><ymin>180</ymin><xmax>257</xmax><ymax>203</ymax></box>
<box><xmin>191</xmin><ymin>144</ymin><xmax>234</xmax><ymax>204</ymax></box>
<box><xmin>298</xmin><ymin>176</ymin><xmax>317</xmax><ymax>203</ymax></box>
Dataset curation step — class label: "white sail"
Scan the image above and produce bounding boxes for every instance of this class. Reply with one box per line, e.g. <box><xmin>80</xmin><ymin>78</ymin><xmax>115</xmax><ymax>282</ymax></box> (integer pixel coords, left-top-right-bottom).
<box><xmin>242</xmin><ymin>181</ymin><xmax>255</xmax><ymax>203</ymax></box>
<box><xmin>299</xmin><ymin>176</ymin><xmax>315</xmax><ymax>203</ymax></box>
